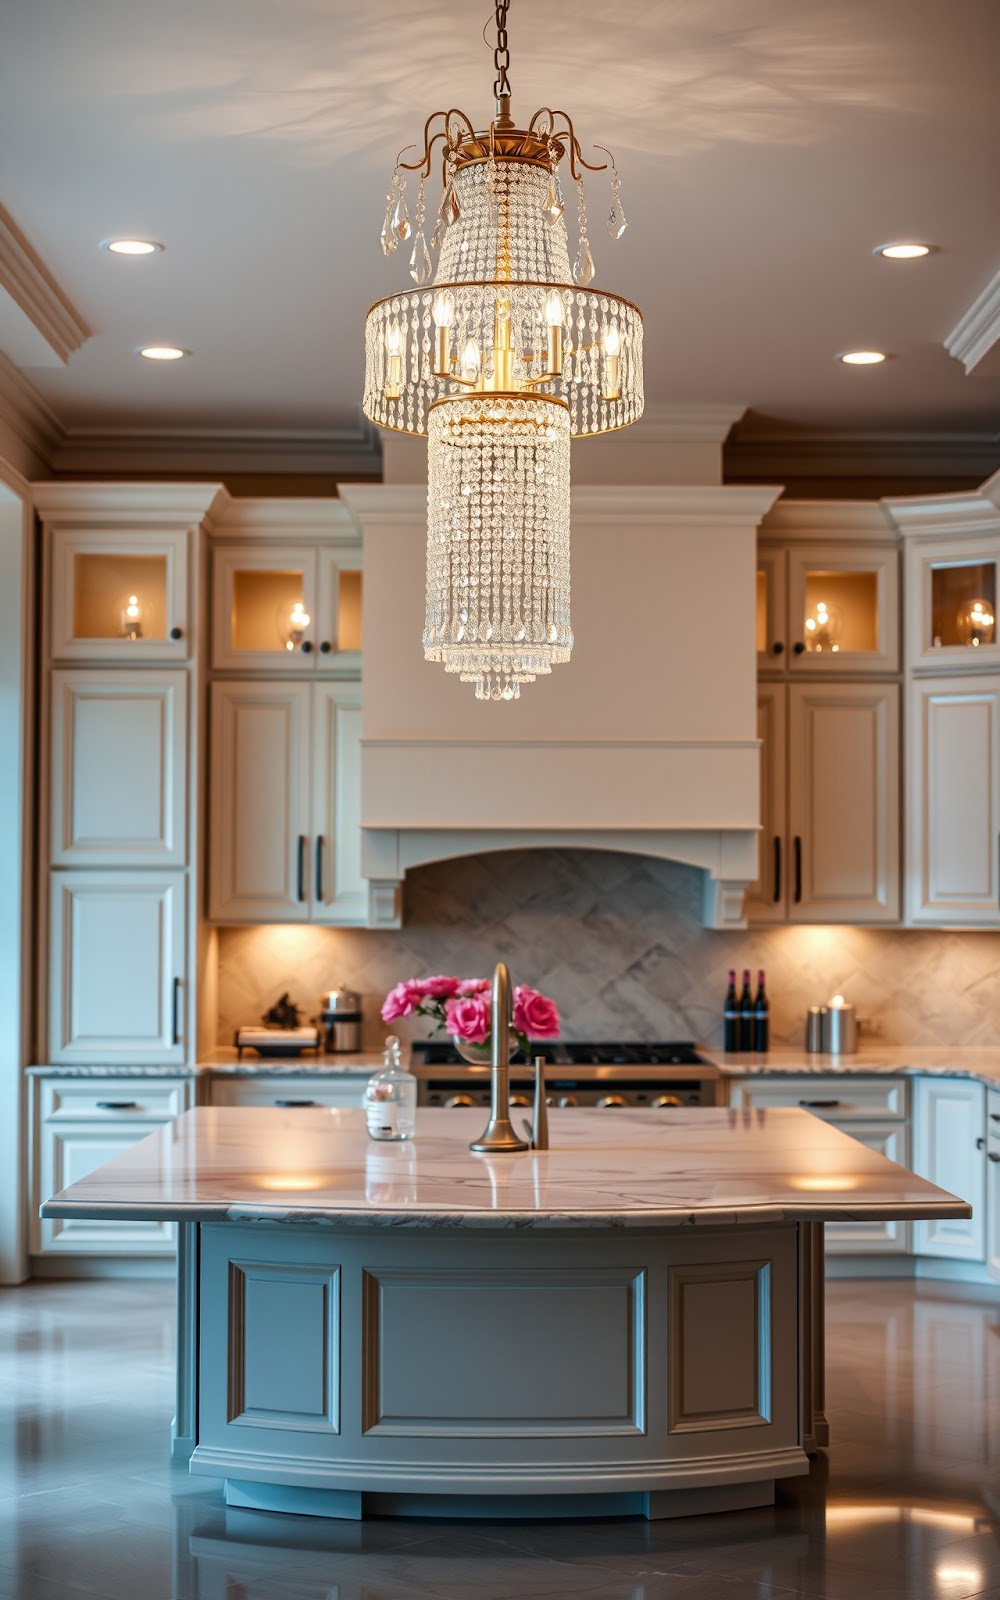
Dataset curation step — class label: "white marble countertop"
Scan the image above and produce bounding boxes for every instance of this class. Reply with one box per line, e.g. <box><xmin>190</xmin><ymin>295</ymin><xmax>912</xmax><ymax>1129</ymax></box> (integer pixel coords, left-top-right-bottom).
<box><xmin>39</xmin><ymin>1105</ymin><xmax>970</xmax><ymax>1232</ymax></box>
<box><xmin>710</xmin><ymin>1045</ymin><xmax>1000</xmax><ymax>1088</ymax></box>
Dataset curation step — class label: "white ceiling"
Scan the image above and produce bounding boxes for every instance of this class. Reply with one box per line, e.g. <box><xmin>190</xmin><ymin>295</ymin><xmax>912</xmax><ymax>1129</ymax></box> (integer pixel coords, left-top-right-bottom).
<box><xmin>1</xmin><ymin>0</ymin><xmax>999</xmax><ymax>442</ymax></box>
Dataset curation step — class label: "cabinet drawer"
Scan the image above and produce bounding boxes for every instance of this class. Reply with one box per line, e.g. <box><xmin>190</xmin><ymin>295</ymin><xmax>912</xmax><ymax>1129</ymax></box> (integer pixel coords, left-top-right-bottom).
<box><xmin>727</xmin><ymin>1076</ymin><xmax>907</xmax><ymax>1119</ymax></box>
<box><xmin>40</xmin><ymin>1078</ymin><xmax>190</xmax><ymax>1122</ymax></box>
<box><xmin>33</xmin><ymin>1122</ymin><xmax>176</xmax><ymax>1256</ymax></box>
<box><xmin>209</xmin><ymin>1075</ymin><xmax>365</xmax><ymax>1110</ymax></box>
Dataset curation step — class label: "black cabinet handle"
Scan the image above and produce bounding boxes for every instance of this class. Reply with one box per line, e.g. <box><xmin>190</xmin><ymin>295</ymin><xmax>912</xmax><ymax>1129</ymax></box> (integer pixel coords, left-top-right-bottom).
<box><xmin>169</xmin><ymin>626</ymin><xmax>183</xmax><ymax>641</ymax></box>
<box><xmin>799</xmin><ymin>1099</ymin><xmax>841</xmax><ymax>1109</ymax></box>
<box><xmin>273</xmin><ymin>1098</ymin><xmax>317</xmax><ymax>1108</ymax></box>
<box><xmin>990</xmin><ymin>1112</ymin><xmax>1000</xmax><ymax>1123</ymax></box>
<box><xmin>771</xmin><ymin>641</ymin><xmax>784</xmax><ymax>656</ymax></box>
<box><xmin>172</xmin><ymin>977</ymin><xmax>181</xmax><ymax>1045</ymax></box>
<box><xmin>976</xmin><ymin>1136</ymin><xmax>986</xmax><ymax>1150</ymax></box>
<box><xmin>319</xmin><ymin>640</ymin><xmax>331</xmax><ymax>654</ymax></box>
<box><xmin>96</xmin><ymin>1100</ymin><xmax>138</xmax><ymax>1111</ymax></box>
<box><xmin>300</xmin><ymin>640</ymin><xmax>313</xmax><ymax>654</ymax></box>
<box><xmin>794</xmin><ymin>835</ymin><xmax>803</xmax><ymax>903</ymax></box>
<box><xmin>793</xmin><ymin>641</ymin><xmax>806</xmax><ymax>655</ymax></box>
<box><xmin>297</xmin><ymin>835</ymin><xmax>306</xmax><ymax>901</ymax></box>
<box><xmin>772</xmin><ymin>836</ymin><xmax>782</xmax><ymax>904</ymax></box>
<box><xmin>988</xmin><ymin>1152</ymin><xmax>1000</xmax><ymax>1164</ymax></box>
<box><xmin>315</xmin><ymin>835</ymin><xmax>324</xmax><ymax>902</ymax></box>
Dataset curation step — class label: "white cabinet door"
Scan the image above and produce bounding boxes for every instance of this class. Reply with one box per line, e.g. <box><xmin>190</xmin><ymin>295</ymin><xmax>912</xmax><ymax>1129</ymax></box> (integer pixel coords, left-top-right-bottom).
<box><xmin>788</xmin><ymin>683</ymin><xmax>899</xmax><ymax>922</ymax></box>
<box><xmin>209</xmin><ymin>682</ymin><xmax>311</xmax><ymax>921</ymax></box>
<box><xmin>911</xmin><ymin>1076</ymin><xmax>986</xmax><ymax>1261</ymax></box>
<box><xmin>787</xmin><ymin>544</ymin><xmax>899</xmax><ymax>673</ymax></box>
<box><xmin>315</xmin><ymin>548</ymin><xmax>363</xmax><ymax>675</ymax></box>
<box><xmin>907</xmin><ymin>676</ymin><xmax>1000</xmax><ymax>926</ymax></box>
<box><xmin>987</xmin><ymin>1089</ymin><xmax>1000</xmax><ymax>1284</ymax></box>
<box><xmin>745</xmin><ymin>685</ymin><xmax>786</xmax><ymax>923</ymax></box>
<box><xmin>48</xmin><ymin>872</ymin><xmax>187</xmax><ymax>1064</ymax></box>
<box><xmin>756</xmin><ymin>549</ymin><xmax>787</xmax><ymax>673</ymax></box>
<box><xmin>211</xmin><ymin>546</ymin><xmax>318</xmax><ymax>671</ymax></box>
<box><xmin>311</xmin><ymin>682</ymin><xmax>366</xmax><ymax>925</ymax></box>
<box><xmin>824</xmin><ymin>1123</ymin><xmax>910</xmax><ymax>1254</ymax></box>
<box><xmin>905</xmin><ymin>532</ymin><xmax>1000</xmax><ymax>671</ymax></box>
<box><xmin>49</xmin><ymin>528</ymin><xmax>190</xmax><ymax>663</ymax></box>
<box><xmin>50</xmin><ymin>670</ymin><xmax>187</xmax><ymax>866</ymax></box>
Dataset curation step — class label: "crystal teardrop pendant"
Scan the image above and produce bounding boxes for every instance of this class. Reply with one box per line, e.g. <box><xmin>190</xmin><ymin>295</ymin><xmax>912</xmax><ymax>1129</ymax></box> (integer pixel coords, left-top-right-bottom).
<box><xmin>541</xmin><ymin>173</ymin><xmax>564</xmax><ymax>224</ymax></box>
<box><xmin>572</xmin><ymin>242</ymin><xmax>595</xmax><ymax>286</ymax></box>
<box><xmin>380</xmin><ymin>202</ymin><xmax>398</xmax><ymax>255</ymax></box>
<box><xmin>409</xmin><ymin>230</ymin><xmax>432</xmax><ymax>286</ymax></box>
<box><xmin>392</xmin><ymin>192</ymin><xmax>411</xmax><ymax>242</ymax></box>
<box><xmin>430</xmin><ymin>216</ymin><xmax>443</xmax><ymax>252</ymax></box>
<box><xmin>440</xmin><ymin>179</ymin><xmax>461</xmax><ymax>228</ymax></box>
<box><xmin>607</xmin><ymin>200</ymin><xmax>628</xmax><ymax>240</ymax></box>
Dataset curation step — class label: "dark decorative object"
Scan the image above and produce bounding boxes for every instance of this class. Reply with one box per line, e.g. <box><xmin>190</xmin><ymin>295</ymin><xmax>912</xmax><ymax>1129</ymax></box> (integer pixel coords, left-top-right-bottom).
<box><xmin>262</xmin><ymin>993</ymin><xmax>301</xmax><ymax>1028</ymax></box>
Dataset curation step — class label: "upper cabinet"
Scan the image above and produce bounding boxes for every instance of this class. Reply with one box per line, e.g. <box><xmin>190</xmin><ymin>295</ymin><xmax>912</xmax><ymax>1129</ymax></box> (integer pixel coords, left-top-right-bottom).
<box><xmin>757</xmin><ymin>504</ymin><xmax>900</xmax><ymax>676</ymax></box>
<box><xmin>905</xmin><ymin>533</ymin><xmax>1000</xmax><ymax>672</ymax></box>
<box><xmin>209</xmin><ymin>500</ymin><xmax>362</xmax><ymax>673</ymax></box>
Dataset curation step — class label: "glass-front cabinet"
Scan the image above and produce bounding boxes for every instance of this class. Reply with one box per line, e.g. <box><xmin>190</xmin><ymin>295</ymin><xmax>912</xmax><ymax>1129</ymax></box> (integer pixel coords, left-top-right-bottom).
<box><xmin>905</xmin><ymin>535</ymin><xmax>1000</xmax><ymax>670</ymax></box>
<box><xmin>212</xmin><ymin>546</ymin><xmax>363</xmax><ymax>672</ymax></box>
<box><xmin>758</xmin><ymin>543</ymin><xmax>899</xmax><ymax>674</ymax></box>
<box><xmin>49</xmin><ymin>530</ymin><xmax>189</xmax><ymax>662</ymax></box>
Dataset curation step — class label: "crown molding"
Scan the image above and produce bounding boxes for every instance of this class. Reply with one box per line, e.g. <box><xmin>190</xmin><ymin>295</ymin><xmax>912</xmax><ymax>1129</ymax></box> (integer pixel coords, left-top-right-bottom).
<box><xmin>881</xmin><ymin>485</ymin><xmax>1000</xmax><ymax>540</ymax></box>
<box><xmin>944</xmin><ymin>266</ymin><xmax>1000</xmax><ymax>375</ymax></box>
<box><xmin>31</xmin><ymin>479</ymin><xmax>230</xmax><ymax>528</ymax></box>
<box><xmin>0</xmin><ymin>352</ymin><xmax>63</xmax><ymax>461</ymax></box>
<box><xmin>727</xmin><ymin>423</ymin><xmax>1000</xmax><ymax>482</ymax></box>
<box><xmin>49</xmin><ymin>419</ymin><xmax>383</xmax><ymax>478</ymax></box>
<box><xmin>212</xmin><ymin>495</ymin><xmax>357</xmax><ymax>539</ymax></box>
<box><xmin>760</xmin><ymin>499</ymin><xmax>896</xmax><ymax>540</ymax></box>
<box><xmin>340</xmin><ymin>481</ymin><xmax>783</xmax><ymax>530</ymax></box>
<box><xmin>0</xmin><ymin>204</ymin><xmax>90</xmax><ymax>364</ymax></box>
<box><xmin>628</xmin><ymin>402</ymin><xmax>746</xmax><ymax>444</ymax></box>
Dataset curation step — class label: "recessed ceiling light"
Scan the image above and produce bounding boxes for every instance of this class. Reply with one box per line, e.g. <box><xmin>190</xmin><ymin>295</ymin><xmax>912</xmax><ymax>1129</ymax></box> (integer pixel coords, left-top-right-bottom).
<box><xmin>103</xmin><ymin>239</ymin><xmax>163</xmax><ymax>256</ymax></box>
<box><xmin>839</xmin><ymin>350</ymin><xmax>888</xmax><ymax>365</ymax></box>
<box><xmin>137</xmin><ymin>345</ymin><xmax>189</xmax><ymax>361</ymax></box>
<box><xmin>875</xmin><ymin>242</ymin><xmax>933</xmax><ymax>259</ymax></box>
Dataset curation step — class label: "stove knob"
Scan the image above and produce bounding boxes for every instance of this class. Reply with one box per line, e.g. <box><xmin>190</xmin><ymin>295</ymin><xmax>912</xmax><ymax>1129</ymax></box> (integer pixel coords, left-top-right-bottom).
<box><xmin>509</xmin><ymin>1094</ymin><xmax>531</xmax><ymax>1107</ymax></box>
<box><xmin>652</xmin><ymin>1094</ymin><xmax>684</xmax><ymax>1109</ymax></box>
<box><xmin>596</xmin><ymin>1094</ymin><xmax>628</xmax><ymax>1109</ymax></box>
<box><xmin>444</xmin><ymin>1094</ymin><xmax>476</xmax><ymax>1109</ymax></box>
<box><xmin>557</xmin><ymin>1094</ymin><xmax>578</xmax><ymax>1108</ymax></box>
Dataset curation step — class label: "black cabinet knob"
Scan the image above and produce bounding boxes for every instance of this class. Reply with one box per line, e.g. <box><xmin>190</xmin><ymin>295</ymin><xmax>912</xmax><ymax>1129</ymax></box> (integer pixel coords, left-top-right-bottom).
<box><xmin>169</xmin><ymin>626</ymin><xmax>183</xmax><ymax>640</ymax></box>
<box><xmin>300</xmin><ymin>640</ymin><xmax>313</xmax><ymax>654</ymax></box>
<box><xmin>793</xmin><ymin>641</ymin><xmax>806</xmax><ymax>655</ymax></box>
<box><xmin>319</xmin><ymin>640</ymin><xmax>331</xmax><ymax>654</ymax></box>
<box><xmin>771</xmin><ymin>641</ymin><xmax>784</xmax><ymax>655</ymax></box>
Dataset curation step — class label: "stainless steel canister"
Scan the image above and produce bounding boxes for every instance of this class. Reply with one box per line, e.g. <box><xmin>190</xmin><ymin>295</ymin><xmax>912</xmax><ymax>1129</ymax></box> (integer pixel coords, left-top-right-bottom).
<box><xmin>321</xmin><ymin>986</ymin><xmax>362</xmax><ymax>1053</ymax></box>
<box><xmin>826</xmin><ymin>1000</ymin><xmax>858</xmax><ymax>1054</ymax></box>
<box><xmin>805</xmin><ymin>1006</ymin><xmax>828</xmax><ymax>1052</ymax></box>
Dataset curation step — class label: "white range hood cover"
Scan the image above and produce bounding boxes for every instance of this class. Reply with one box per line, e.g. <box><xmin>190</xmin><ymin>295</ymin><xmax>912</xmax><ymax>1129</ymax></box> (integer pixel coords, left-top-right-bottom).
<box><xmin>341</xmin><ymin>482</ymin><xmax>781</xmax><ymax>929</ymax></box>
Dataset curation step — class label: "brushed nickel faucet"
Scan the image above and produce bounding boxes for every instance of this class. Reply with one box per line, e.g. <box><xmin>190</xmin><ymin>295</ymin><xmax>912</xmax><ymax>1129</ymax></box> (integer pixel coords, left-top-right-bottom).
<box><xmin>469</xmin><ymin>963</ymin><xmax>529</xmax><ymax>1154</ymax></box>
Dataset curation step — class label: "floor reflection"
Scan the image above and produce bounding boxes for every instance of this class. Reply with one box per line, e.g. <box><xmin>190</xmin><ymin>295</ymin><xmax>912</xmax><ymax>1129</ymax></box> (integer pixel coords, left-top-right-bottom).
<box><xmin>0</xmin><ymin>1278</ymin><xmax>996</xmax><ymax>1599</ymax></box>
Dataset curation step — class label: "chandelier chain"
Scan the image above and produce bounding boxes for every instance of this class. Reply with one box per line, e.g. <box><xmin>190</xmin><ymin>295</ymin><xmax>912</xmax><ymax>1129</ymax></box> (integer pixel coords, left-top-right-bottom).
<box><xmin>493</xmin><ymin>1</ymin><xmax>511</xmax><ymax>99</ymax></box>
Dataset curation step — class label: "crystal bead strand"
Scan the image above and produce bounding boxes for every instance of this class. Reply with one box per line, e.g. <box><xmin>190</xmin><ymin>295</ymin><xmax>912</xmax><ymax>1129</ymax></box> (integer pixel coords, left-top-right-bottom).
<box><xmin>572</xmin><ymin>176</ymin><xmax>595</xmax><ymax>287</ymax></box>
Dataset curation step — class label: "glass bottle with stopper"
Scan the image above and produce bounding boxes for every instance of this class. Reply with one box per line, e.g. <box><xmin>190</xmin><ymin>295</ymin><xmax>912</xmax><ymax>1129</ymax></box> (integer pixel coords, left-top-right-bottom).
<box><xmin>365</xmin><ymin>1036</ymin><xmax>417</xmax><ymax>1141</ymax></box>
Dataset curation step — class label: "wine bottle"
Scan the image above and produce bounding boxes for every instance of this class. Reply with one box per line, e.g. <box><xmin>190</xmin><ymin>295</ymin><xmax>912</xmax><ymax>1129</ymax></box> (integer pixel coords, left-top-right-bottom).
<box><xmin>723</xmin><ymin>969</ymin><xmax>741</xmax><ymax>1052</ymax></box>
<box><xmin>739</xmin><ymin>968</ymin><xmax>753</xmax><ymax>1052</ymax></box>
<box><xmin>753</xmin><ymin>969</ymin><xmax>770</xmax><ymax>1053</ymax></box>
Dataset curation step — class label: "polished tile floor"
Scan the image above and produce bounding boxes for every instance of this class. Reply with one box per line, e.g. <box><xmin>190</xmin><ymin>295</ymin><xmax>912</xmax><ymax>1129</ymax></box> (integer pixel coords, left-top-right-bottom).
<box><xmin>0</xmin><ymin>1276</ymin><xmax>997</xmax><ymax>1599</ymax></box>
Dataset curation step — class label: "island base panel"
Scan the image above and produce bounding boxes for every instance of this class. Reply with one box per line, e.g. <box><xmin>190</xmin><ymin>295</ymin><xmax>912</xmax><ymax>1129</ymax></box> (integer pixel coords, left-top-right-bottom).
<box><xmin>222</xmin><ymin>1478</ymin><xmax>783</xmax><ymax>1522</ymax></box>
<box><xmin>192</xmin><ymin>1221</ymin><xmax>809</xmax><ymax>1521</ymax></box>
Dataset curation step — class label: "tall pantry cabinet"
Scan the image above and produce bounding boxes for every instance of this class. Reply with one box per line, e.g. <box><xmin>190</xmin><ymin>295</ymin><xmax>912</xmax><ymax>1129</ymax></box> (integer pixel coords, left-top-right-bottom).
<box><xmin>30</xmin><ymin>484</ymin><xmax>224</xmax><ymax>1258</ymax></box>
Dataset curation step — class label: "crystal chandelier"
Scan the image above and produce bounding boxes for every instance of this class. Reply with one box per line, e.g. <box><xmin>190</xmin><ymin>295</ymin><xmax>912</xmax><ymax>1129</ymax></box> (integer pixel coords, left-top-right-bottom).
<box><xmin>362</xmin><ymin>0</ymin><xmax>643</xmax><ymax>701</ymax></box>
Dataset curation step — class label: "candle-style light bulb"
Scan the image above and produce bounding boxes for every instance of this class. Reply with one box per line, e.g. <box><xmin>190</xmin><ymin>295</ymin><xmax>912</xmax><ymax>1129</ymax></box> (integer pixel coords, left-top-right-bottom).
<box><xmin>461</xmin><ymin>338</ymin><xmax>481</xmax><ymax>381</ymax></box>
<box><xmin>385</xmin><ymin>318</ymin><xmax>403</xmax><ymax>399</ymax></box>
<box><xmin>602</xmin><ymin>325</ymin><xmax>621</xmax><ymax>399</ymax></box>
<box><xmin>432</xmin><ymin>291</ymin><xmax>455</xmax><ymax>375</ymax></box>
<box><xmin>544</xmin><ymin>291</ymin><xmax>564</xmax><ymax>375</ymax></box>
<box><xmin>120</xmin><ymin>593</ymin><xmax>143</xmax><ymax>640</ymax></box>
<box><xmin>285</xmin><ymin>600</ymin><xmax>311</xmax><ymax>652</ymax></box>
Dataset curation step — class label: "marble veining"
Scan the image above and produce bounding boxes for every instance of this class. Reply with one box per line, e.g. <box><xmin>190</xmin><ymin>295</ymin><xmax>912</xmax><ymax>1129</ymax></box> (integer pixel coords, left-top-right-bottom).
<box><xmin>40</xmin><ymin>1105</ymin><xmax>969</xmax><ymax>1231</ymax></box>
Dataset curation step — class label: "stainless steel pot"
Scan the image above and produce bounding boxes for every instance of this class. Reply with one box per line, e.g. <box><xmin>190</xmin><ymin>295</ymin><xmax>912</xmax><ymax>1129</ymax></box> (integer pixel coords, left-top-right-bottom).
<box><xmin>321</xmin><ymin>986</ymin><xmax>362</xmax><ymax>1053</ymax></box>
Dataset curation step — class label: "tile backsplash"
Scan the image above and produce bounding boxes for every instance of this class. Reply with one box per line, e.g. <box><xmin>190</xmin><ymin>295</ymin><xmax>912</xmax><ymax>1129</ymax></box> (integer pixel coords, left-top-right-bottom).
<box><xmin>216</xmin><ymin>849</ymin><xmax>1000</xmax><ymax>1051</ymax></box>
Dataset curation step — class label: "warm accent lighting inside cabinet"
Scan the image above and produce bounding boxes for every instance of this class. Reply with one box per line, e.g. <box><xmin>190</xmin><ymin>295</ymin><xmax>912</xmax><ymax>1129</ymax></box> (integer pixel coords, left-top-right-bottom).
<box><xmin>804</xmin><ymin>599</ymin><xmax>841</xmax><ymax>652</ymax></box>
<box><xmin>956</xmin><ymin>598</ymin><xmax>995</xmax><ymax>647</ymax></box>
<box><xmin>120</xmin><ymin>594</ymin><xmax>143</xmax><ymax>639</ymax></box>
<box><xmin>284</xmin><ymin>601</ymin><xmax>310</xmax><ymax>651</ymax></box>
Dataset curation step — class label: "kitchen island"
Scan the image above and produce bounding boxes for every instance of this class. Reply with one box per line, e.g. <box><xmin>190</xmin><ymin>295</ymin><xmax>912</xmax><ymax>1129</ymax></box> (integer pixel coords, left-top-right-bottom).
<box><xmin>41</xmin><ymin>1105</ymin><xmax>968</xmax><ymax>1522</ymax></box>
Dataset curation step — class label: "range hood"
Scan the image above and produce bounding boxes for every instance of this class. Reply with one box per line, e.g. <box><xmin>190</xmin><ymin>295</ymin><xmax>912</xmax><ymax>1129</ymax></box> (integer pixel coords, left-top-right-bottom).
<box><xmin>341</xmin><ymin>482</ymin><xmax>781</xmax><ymax>929</ymax></box>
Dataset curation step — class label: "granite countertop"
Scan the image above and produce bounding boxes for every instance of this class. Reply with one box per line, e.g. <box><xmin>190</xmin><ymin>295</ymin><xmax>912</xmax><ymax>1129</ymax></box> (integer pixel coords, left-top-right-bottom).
<box><xmin>39</xmin><ymin>1104</ymin><xmax>970</xmax><ymax>1232</ymax></box>
<box><xmin>26</xmin><ymin>1053</ymin><xmax>383</xmax><ymax>1079</ymax></box>
<box><xmin>707</xmin><ymin>1045</ymin><xmax>1000</xmax><ymax>1089</ymax></box>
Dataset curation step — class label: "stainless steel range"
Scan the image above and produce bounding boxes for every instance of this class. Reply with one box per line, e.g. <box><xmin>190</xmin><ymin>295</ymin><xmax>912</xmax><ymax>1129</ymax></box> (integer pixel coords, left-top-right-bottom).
<box><xmin>411</xmin><ymin>1042</ymin><xmax>720</xmax><ymax>1109</ymax></box>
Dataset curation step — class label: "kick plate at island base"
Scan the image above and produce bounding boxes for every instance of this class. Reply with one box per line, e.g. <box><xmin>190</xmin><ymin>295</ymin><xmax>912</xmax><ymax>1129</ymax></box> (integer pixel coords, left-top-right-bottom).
<box><xmin>189</xmin><ymin>1221</ymin><xmax>812</xmax><ymax>1521</ymax></box>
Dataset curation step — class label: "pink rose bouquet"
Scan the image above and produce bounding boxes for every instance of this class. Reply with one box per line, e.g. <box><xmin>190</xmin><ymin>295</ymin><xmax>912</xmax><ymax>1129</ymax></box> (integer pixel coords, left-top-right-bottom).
<box><xmin>381</xmin><ymin>974</ymin><xmax>560</xmax><ymax>1057</ymax></box>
